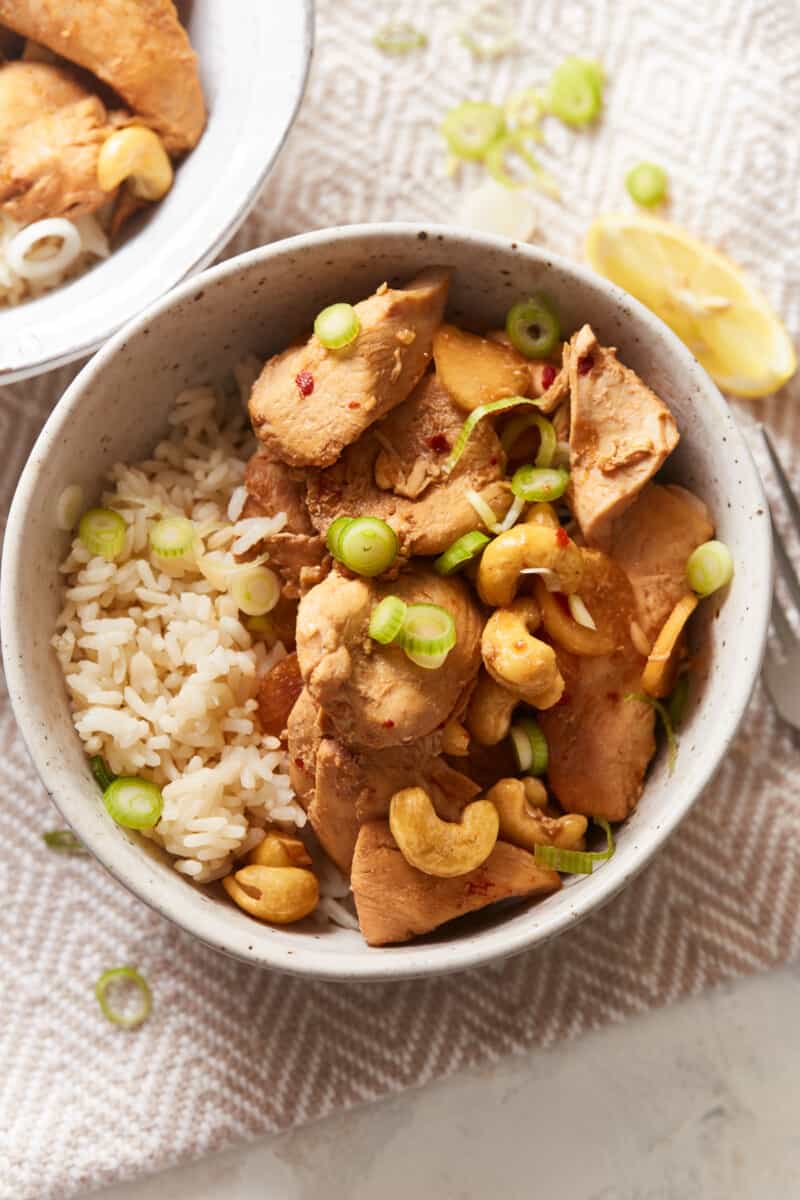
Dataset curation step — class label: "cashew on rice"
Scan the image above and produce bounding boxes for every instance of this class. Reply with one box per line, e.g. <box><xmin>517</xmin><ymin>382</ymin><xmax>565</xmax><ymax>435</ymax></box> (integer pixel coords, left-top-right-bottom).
<box><xmin>222</xmin><ymin>863</ymin><xmax>319</xmax><ymax>924</ymax></box>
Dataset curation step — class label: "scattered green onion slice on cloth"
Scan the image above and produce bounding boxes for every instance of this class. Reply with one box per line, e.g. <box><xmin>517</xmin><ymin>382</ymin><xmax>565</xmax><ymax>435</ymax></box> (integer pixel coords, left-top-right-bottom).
<box><xmin>625</xmin><ymin>161</ymin><xmax>668</xmax><ymax>207</ymax></box>
<box><xmin>510</xmin><ymin>715</ymin><xmax>548</xmax><ymax>775</ymax></box>
<box><xmin>458</xmin><ymin>1</ymin><xmax>516</xmax><ymax>58</ymax></box>
<box><xmin>505</xmin><ymin>296</ymin><xmax>561</xmax><ymax>358</ymax></box>
<box><xmin>148</xmin><ymin>515</ymin><xmax>196</xmax><ymax>559</ymax></box>
<box><xmin>485</xmin><ymin>133</ymin><xmax>560</xmax><ymax>198</ymax></box>
<box><xmin>545</xmin><ymin>57</ymin><xmax>604</xmax><ymax>126</ymax></box>
<box><xmin>511</xmin><ymin>465</ymin><xmax>570</xmax><ymax>502</ymax></box>
<box><xmin>626</xmin><ymin>692</ymin><xmax>678</xmax><ymax>773</ymax></box>
<box><xmin>334</xmin><ymin>517</ymin><xmax>399</xmax><ymax>577</ymax></box>
<box><xmin>445</xmin><ymin>395</ymin><xmax>544</xmax><ymax>473</ymax></box>
<box><xmin>442</xmin><ymin>101</ymin><xmax>506</xmax><ymax>160</ymax></box>
<box><xmin>42</xmin><ymin>830</ymin><xmax>86</xmax><ymax>853</ymax></box>
<box><xmin>373</xmin><ymin>21</ymin><xmax>428</xmax><ymax>53</ymax></box>
<box><xmin>78</xmin><ymin>508</ymin><xmax>127</xmax><ymax>561</ymax></box>
<box><xmin>56</xmin><ymin>484</ymin><xmax>84</xmax><ymax>532</ymax></box>
<box><xmin>567</xmin><ymin>594</ymin><xmax>596</xmax><ymax>630</ymax></box>
<box><xmin>230</xmin><ymin>566</ymin><xmax>281</xmax><ymax>616</ymax></box>
<box><xmin>314</xmin><ymin>302</ymin><xmax>361</xmax><ymax>350</ymax></box>
<box><xmin>103</xmin><ymin>777</ymin><xmax>163</xmax><ymax>830</ymax></box>
<box><xmin>434</xmin><ymin>530</ymin><xmax>491</xmax><ymax>575</ymax></box>
<box><xmin>501</xmin><ymin>411</ymin><xmax>557</xmax><ymax>466</ymax></box>
<box><xmin>667</xmin><ymin>672</ymin><xmax>690</xmax><ymax>728</ymax></box>
<box><xmin>95</xmin><ymin>966</ymin><xmax>152</xmax><ymax>1029</ymax></box>
<box><xmin>534</xmin><ymin>817</ymin><xmax>614</xmax><ymax>874</ymax></box>
<box><xmin>686</xmin><ymin>540</ymin><xmax>734</xmax><ymax>597</ymax></box>
<box><xmin>400</xmin><ymin>603</ymin><xmax>457</xmax><ymax>669</ymax></box>
<box><xmin>325</xmin><ymin>516</ymin><xmax>354</xmax><ymax>558</ymax></box>
<box><xmin>90</xmin><ymin>755</ymin><xmax>116</xmax><ymax>792</ymax></box>
<box><xmin>368</xmin><ymin>596</ymin><xmax>408</xmax><ymax>644</ymax></box>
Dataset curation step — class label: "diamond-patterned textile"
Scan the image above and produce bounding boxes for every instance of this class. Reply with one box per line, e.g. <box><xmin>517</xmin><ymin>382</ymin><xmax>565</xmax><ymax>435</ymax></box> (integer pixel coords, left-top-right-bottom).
<box><xmin>1</xmin><ymin>2</ymin><xmax>799</xmax><ymax>1196</ymax></box>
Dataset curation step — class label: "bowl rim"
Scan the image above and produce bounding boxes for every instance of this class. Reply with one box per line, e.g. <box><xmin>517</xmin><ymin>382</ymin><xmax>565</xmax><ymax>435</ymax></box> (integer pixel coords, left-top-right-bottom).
<box><xmin>0</xmin><ymin>0</ymin><xmax>315</xmax><ymax>385</ymax></box>
<box><xmin>0</xmin><ymin>222</ymin><xmax>772</xmax><ymax>982</ymax></box>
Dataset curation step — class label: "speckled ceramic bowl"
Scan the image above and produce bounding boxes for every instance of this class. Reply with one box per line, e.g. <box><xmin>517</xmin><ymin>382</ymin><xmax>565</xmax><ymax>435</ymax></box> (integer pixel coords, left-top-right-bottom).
<box><xmin>0</xmin><ymin>224</ymin><xmax>772</xmax><ymax>982</ymax></box>
<box><xmin>0</xmin><ymin>0</ymin><xmax>313</xmax><ymax>383</ymax></box>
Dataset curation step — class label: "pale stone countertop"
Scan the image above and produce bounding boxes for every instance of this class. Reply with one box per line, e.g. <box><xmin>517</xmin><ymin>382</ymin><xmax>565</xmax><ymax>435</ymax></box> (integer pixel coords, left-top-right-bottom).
<box><xmin>91</xmin><ymin>964</ymin><xmax>799</xmax><ymax>1199</ymax></box>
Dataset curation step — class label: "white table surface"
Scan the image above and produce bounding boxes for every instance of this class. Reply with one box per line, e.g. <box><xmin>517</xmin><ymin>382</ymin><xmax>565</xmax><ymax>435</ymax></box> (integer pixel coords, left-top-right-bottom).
<box><xmin>91</xmin><ymin>964</ymin><xmax>799</xmax><ymax>1199</ymax></box>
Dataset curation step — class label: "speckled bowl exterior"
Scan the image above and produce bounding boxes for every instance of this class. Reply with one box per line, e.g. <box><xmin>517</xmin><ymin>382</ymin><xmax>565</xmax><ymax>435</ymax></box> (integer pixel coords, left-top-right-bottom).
<box><xmin>0</xmin><ymin>224</ymin><xmax>772</xmax><ymax>982</ymax></box>
<box><xmin>0</xmin><ymin>0</ymin><xmax>313</xmax><ymax>384</ymax></box>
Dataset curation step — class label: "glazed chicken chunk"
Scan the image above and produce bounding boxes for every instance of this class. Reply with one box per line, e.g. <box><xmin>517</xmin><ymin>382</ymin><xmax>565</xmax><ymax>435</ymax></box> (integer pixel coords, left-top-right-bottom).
<box><xmin>249</xmin><ymin>269</ymin><xmax>450</xmax><ymax>468</ymax></box>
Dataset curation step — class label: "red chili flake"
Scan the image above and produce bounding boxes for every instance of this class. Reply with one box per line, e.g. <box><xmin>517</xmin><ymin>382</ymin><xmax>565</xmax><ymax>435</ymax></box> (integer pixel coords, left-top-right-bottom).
<box><xmin>466</xmin><ymin>878</ymin><xmax>492</xmax><ymax>896</ymax></box>
<box><xmin>382</xmin><ymin>719</ymin><xmax>395</xmax><ymax>729</ymax></box>
<box><xmin>606</xmin><ymin>691</ymin><xmax>620</xmax><ymax>703</ymax></box>
<box><xmin>541</xmin><ymin>364</ymin><xmax>557</xmax><ymax>389</ymax></box>
<box><xmin>577</xmin><ymin>354</ymin><xmax>594</xmax><ymax>375</ymax></box>
<box><xmin>426</xmin><ymin>433</ymin><xmax>450</xmax><ymax>454</ymax></box>
<box><xmin>489</xmin><ymin>456</ymin><xmax>498</xmax><ymax>466</ymax></box>
<box><xmin>295</xmin><ymin>370</ymin><xmax>314</xmax><ymax>396</ymax></box>
<box><xmin>347</xmin><ymin>400</ymin><xmax>361</xmax><ymax>410</ymax></box>
<box><xmin>556</xmin><ymin>526</ymin><xmax>570</xmax><ymax>548</ymax></box>
<box><xmin>294</xmin><ymin>757</ymin><xmax>305</xmax><ymax>770</ymax></box>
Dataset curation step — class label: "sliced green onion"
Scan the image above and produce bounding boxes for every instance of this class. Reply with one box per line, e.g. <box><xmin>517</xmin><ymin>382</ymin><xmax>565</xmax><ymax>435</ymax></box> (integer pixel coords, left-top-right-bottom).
<box><xmin>90</xmin><ymin>755</ymin><xmax>116</xmax><ymax>792</ymax></box>
<box><xmin>534</xmin><ymin>817</ymin><xmax>614</xmax><ymax>874</ymax></box>
<box><xmin>500</xmin><ymin>412</ymin><xmax>557</xmax><ymax>465</ymax></box>
<box><xmin>458</xmin><ymin>1</ymin><xmax>516</xmax><ymax>58</ymax></box>
<box><xmin>369</xmin><ymin>596</ymin><xmax>407</xmax><ymax>644</ymax></box>
<box><xmin>466</xmin><ymin>489</ymin><xmax>501</xmax><ymax>532</ymax></box>
<box><xmin>445</xmin><ymin>395</ymin><xmax>543</xmax><ymax>474</ymax></box>
<box><xmin>485</xmin><ymin>133</ymin><xmax>560</xmax><ymax>198</ymax></box>
<box><xmin>335</xmin><ymin>517</ymin><xmax>399</xmax><ymax>577</ymax></box>
<box><xmin>42</xmin><ymin>830</ymin><xmax>87</xmax><ymax>853</ymax></box>
<box><xmin>567</xmin><ymin>594</ymin><xmax>596</xmax><ymax>630</ymax></box>
<box><xmin>511</xmin><ymin>465</ymin><xmax>570</xmax><ymax>502</ymax></box>
<box><xmin>149</xmin><ymin>515</ymin><xmax>196</xmax><ymax>559</ymax></box>
<box><xmin>686</xmin><ymin>540</ymin><xmax>734</xmax><ymax>597</ymax></box>
<box><xmin>326</xmin><ymin>516</ymin><xmax>354</xmax><ymax>558</ymax></box>
<box><xmin>78</xmin><ymin>507</ymin><xmax>127</xmax><ymax>561</ymax></box>
<box><xmin>230</xmin><ymin>566</ymin><xmax>280</xmax><ymax>616</ymax></box>
<box><xmin>505</xmin><ymin>296</ymin><xmax>560</xmax><ymax>358</ymax></box>
<box><xmin>545</xmin><ymin>57</ymin><xmax>604</xmax><ymax>126</ymax></box>
<box><xmin>95</xmin><ymin>966</ymin><xmax>152</xmax><ymax>1029</ymax></box>
<box><xmin>667</xmin><ymin>672</ymin><xmax>690</xmax><ymax>728</ymax></box>
<box><xmin>434</xmin><ymin>530</ymin><xmax>491</xmax><ymax>575</ymax></box>
<box><xmin>401</xmin><ymin>603</ymin><xmax>457</xmax><ymax>670</ymax></box>
<box><xmin>314</xmin><ymin>302</ymin><xmax>361</xmax><ymax>350</ymax></box>
<box><xmin>103</xmin><ymin>777</ymin><xmax>163</xmax><ymax>830</ymax></box>
<box><xmin>56</xmin><ymin>484</ymin><xmax>84</xmax><ymax>532</ymax></box>
<box><xmin>626</xmin><ymin>692</ymin><xmax>678</xmax><ymax>773</ymax></box>
<box><xmin>495</xmin><ymin>494</ymin><xmax>526</xmax><ymax>532</ymax></box>
<box><xmin>505</xmin><ymin>88</ymin><xmax>545</xmax><ymax>134</ymax></box>
<box><xmin>625</xmin><ymin>161</ymin><xmax>668</xmax><ymax>208</ymax></box>
<box><xmin>442</xmin><ymin>101</ymin><xmax>506</xmax><ymax>160</ymax></box>
<box><xmin>510</xmin><ymin>715</ymin><xmax>548</xmax><ymax>775</ymax></box>
<box><xmin>373</xmin><ymin>21</ymin><xmax>427</xmax><ymax>53</ymax></box>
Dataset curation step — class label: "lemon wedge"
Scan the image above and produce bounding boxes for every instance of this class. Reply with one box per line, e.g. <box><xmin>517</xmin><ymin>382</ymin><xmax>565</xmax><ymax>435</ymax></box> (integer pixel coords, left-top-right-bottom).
<box><xmin>585</xmin><ymin>213</ymin><xmax>797</xmax><ymax>398</ymax></box>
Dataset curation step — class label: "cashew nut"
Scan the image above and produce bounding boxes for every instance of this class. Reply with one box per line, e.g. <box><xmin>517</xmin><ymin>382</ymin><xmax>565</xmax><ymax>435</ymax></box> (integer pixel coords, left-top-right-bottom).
<box><xmin>486</xmin><ymin>778</ymin><xmax>587</xmax><ymax>852</ymax></box>
<box><xmin>97</xmin><ymin>127</ymin><xmax>174</xmax><ymax>201</ymax></box>
<box><xmin>477</xmin><ymin>523</ymin><xmax>583</xmax><ymax>607</ymax></box>
<box><xmin>389</xmin><ymin>787</ymin><xmax>499</xmax><ymax>877</ymax></box>
<box><xmin>524</xmin><ymin>502</ymin><xmax>560</xmax><ymax>530</ymax></box>
<box><xmin>246</xmin><ymin>830</ymin><xmax>312</xmax><ymax>870</ymax></box>
<box><xmin>466</xmin><ymin>669</ymin><xmax>519</xmax><ymax>745</ymax></box>
<box><xmin>534</xmin><ymin>577</ymin><xmax>616</xmax><ymax>657</ymax></box>
<box><xmin>481</xmin><ymin>596</ymin><xmax>564</xmax><ymax>709</ymax></box>
<box><xmin>441</xmin><ymin>719</ymin><xmax>470</xmax><ymax>757</ymax></box>
<box><xmin>222</xmin><ymin>864</ymin><xmax>319</xmax><ymax>924</ymax></box>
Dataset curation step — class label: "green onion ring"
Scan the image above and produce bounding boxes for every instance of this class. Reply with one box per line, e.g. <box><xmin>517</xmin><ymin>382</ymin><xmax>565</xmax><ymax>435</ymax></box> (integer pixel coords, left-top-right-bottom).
<box><xmin>434</xmin><ymin>530</ymin><xmax>491</xmax><ymax>576</ymax></box>
<box><xmin>326</xmin><ymin>516</ymin><xmax>354</xmax><ymax>559</ymax></box>
<box><xmin>445</xmin><ymin>395</ymin><xmax>545</xmax><ymax>475</ymax></box>
<box><xmin>485</xmin><ymin>133</ymin><xmax>560</xmax><ymax>198</ymax></box>
<box><xmin>95</xmin><ymin>966</ymin><xmax>152</xmax><ymax>1029</ymax></box>
<box><xmin>545</xmin><ymin>57</ymin><xmax>604</xmax><ymax>126</ymax></box>
<box><xmin>335</xmin><ymin>517</ymin><xmax>399</xmax><ymax>577</ymax></box>
<box><xmin>368</xmin><ymin>596</ymin><xmax>407</xmax><ymax>644</ymax></box>
<box><xmin>501</xmin><ymin>412</ymin><xmax>557</xmax><ymax>466</ymax></box>
<box><xmin>373</xmin><ymin>21</ymin><xmax>428</xmax><ymax>53</ymax></box>
<box><xmin>509</xmin><ymin>715</ymin><xmax>548</xmax><ymax>775</ymax></box>
<box><xmin>505</xmin><ymin>296</ymin><xmax>561</xmax><ymax>358</ymax></box>
<box><xmin>686</xmin><ymin>540</ymin><xmax>734</xmax><ymax>597</ymax></box>
<box><xmin>78</xmin><ymin>508</ymin><xmax>127</xmax><ymax>561</ymax></box>
<box><xmin>442</xmin><ymin>101</ymin><xmax>506</xmax><ymax>160</ymax></box>
<box><xmin>625</xmin><ymin>162</ymin><xmax>668</xmax><ymax>208</ymax></box>
<box><xmin>511</xmin><ymin>465</ymin><xmax>570</xmax><ymax>502</ymax></box>
<box><xmin>401</xmin><ymin>603</ymin><xmax>457</xmax><ymax>670</ymax></box>
<box><xmin>534</xmin><ymin>817</ymin><xmax>614</xmax><ymax>874</ymax></box>
<box><xmin>314</xmin><ymin>302</ymin><xmax>361</xmax><ymax>350</ymax></box>
<box><xmin>103</xmin><ymin>777</ymin><xmax>163</xmax><ymax>830</ymax></box>
<box><xmin>149</xmin><ymin>516</ymin><xmax>196</xmax><ymax>559</ymax></box>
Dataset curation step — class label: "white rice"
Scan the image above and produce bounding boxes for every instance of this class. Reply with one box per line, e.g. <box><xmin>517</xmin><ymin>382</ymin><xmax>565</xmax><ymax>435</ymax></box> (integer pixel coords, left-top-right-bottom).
<box><xmin>53</xmin><ymin>380</ymin><xmax>307</xmax><ymax>884</ymax></box>
<box><xmin>0</xmin><ymin>212</ymin><xmax>110</xmax><ymax>307</ymax></box>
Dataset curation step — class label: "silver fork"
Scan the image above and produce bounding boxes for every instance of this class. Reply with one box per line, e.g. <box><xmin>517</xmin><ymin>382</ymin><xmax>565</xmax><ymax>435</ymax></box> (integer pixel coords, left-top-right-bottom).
<box><xmin>761</xmin><ymin>426</ymin><xmax>800</xmax><ymax>729</ymax></box>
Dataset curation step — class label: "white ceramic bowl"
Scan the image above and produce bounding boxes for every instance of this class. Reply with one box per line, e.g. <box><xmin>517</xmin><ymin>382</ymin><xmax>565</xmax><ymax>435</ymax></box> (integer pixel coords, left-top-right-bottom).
<box><xmin>0</xmin><ymin>224</ymin><xmax>772</xmax><ymax>982</ymax></box>
<box><xmin>0</xmin><ymin>0</ymin><xmax>313</xmax><ymax>384</ymax></box>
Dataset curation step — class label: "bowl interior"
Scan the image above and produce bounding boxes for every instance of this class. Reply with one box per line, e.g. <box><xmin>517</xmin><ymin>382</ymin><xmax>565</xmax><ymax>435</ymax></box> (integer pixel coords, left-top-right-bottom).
<box><xmin>0</xmin><ymin>225</ymin><xmax>771</xmax><ymax>981</ymax></box>
<box><xmin>0</xmin><ymin>0</ymin><xmax>313</xmax><ymax>383</ymax></box>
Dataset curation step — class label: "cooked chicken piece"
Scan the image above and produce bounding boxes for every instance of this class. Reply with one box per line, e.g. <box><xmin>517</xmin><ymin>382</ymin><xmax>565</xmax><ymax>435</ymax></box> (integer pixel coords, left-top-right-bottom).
<box><xmin>286</xmin><ymin>688</ymin><xmax>323</xmax><ymax>805</ymax></box>
<box><xmin>0</xmin><ymin>60</ymin><xmax>89</xmax><ymax>139</ymax></box>
<box><xmin>256</xmin><ymin>652</ymin><xmax>303</xmax><ymax>738</ymax></box>
<box><xmin>351</xmin><ymin>822</ymin><xmax>561</xmax><ymax>946</ymax></box>
<box><xmin>0</xmin><ymin>95</ymin><xmax>116</xmax><ymax>223</ymax></box>
<box><xmin>306</xmin><ymin>373</ymin><xmax>511</xmax><ymax>556</ymax></box>
<box><xmin>608</xmin><ymin>483</ymin><xmax>714</xmax><ymax>643</ymax></box>
<box><xmin>538</xmin><ymin>549</ymin><xmax>656</xmax><ymax>822</ymax></box>
<box><xmin>567</xmin><ymin>325</ymin><xmax>680</xmax><ymax>546</ymax></box>
<box><xmin>296</xmin><ymin>566</ymin><xmax>483</xmax><ymax>749</ymax></box>
<box><xmin>309</xmin><ymin>739</ymin><xmax>364</xmax><ymax>874</ymax></box>
<box><xmin>242</xmin><ymin>451</ymin><xmax>328</xmax><ymax>598</ymax></box>
<box><xmin>249</xmin><ymin>269</ymin><xmax>450</xmax><ymax>468</ymax></box>
<box><xmin>0</xmin><ymin>0</ymin><xmax>205</xmax><ymax>154</ymax></box>
<box><xmin>0</xmin><ymin>25</ymin><xmax>23</xmax><ymax>61</ymax></box>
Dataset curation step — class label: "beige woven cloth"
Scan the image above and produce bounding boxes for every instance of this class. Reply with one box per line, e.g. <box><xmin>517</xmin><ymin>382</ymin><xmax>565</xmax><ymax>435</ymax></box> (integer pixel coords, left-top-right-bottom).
<box><xmin>1</xmin><ymin>1</ymin><xmax>799</xmax><ymax>1196</ymax></box>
